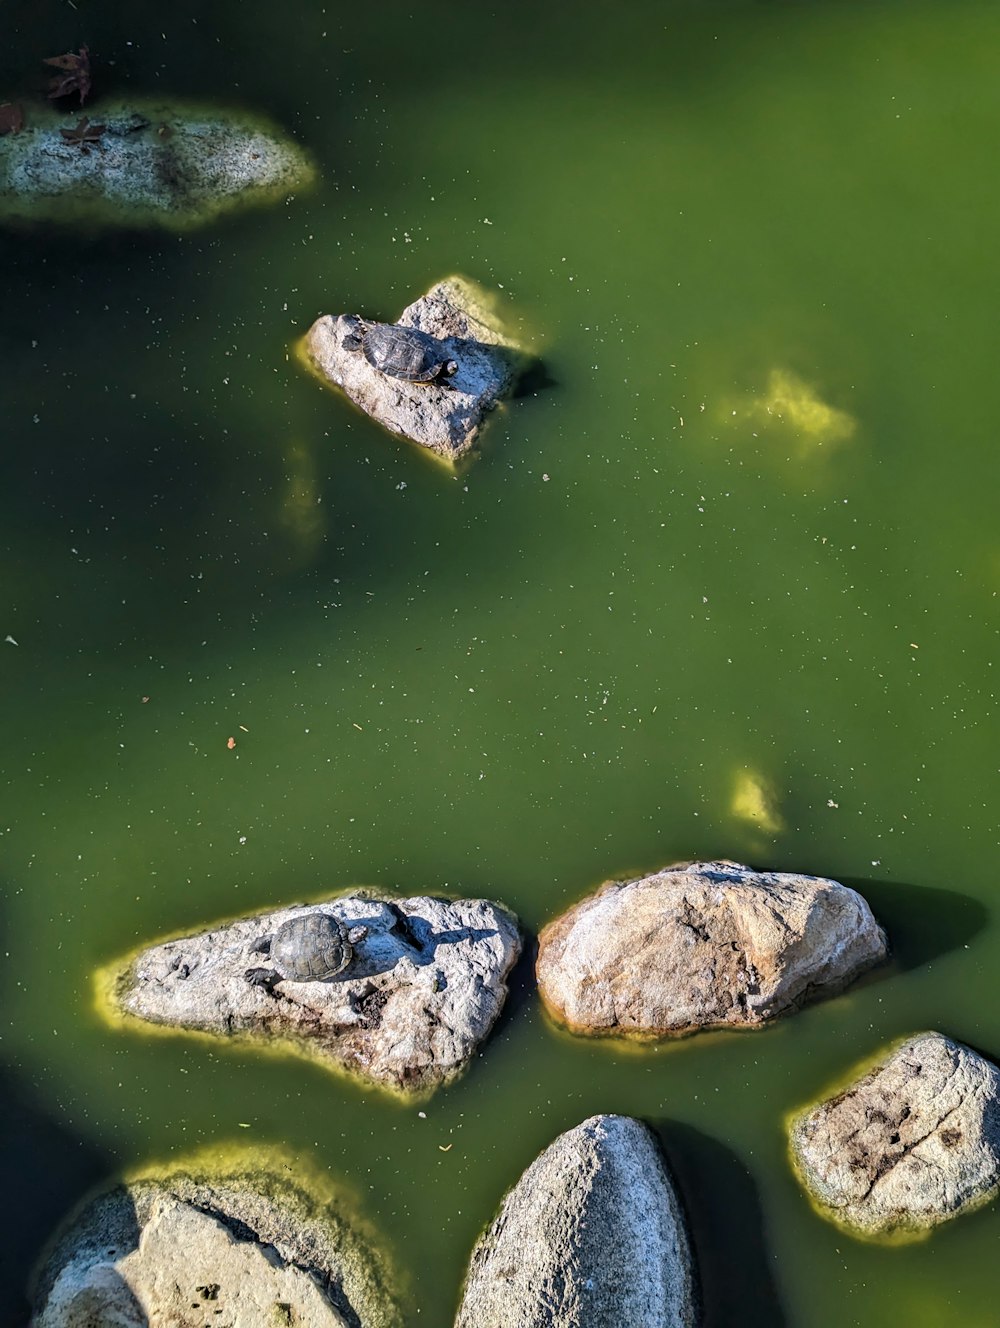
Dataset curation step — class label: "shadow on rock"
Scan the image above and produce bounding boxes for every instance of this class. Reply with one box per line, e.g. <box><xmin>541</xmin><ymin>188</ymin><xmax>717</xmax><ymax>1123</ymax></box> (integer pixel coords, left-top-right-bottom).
<box><xmin>651</xmin><ymin>1120</ymin><xmax>788</xmax><ymax>1328</ymax></box>
<box><xmin>0</xmin><ymin>1063</ymin><xmax>117</xmax><ymax>1325</ymax></box>
<box><xmin>844</xmin><ymin>877</ymin><xmax>989</xmax><ymax>974</ymax></box>
<box><xmin>340</xmin><ymin>902</ymin><xmax>503</xmax><ymax>980</ymax></box>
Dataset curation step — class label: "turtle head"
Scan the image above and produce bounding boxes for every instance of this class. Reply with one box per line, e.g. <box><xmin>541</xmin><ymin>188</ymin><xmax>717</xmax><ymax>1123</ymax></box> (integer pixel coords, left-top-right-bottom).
<box><xmin>346</xmin><ymin>924</ymin><xmax>368</xmax><ymax>947</ymax></box>
<box><xmin>341</xmin><ymin>316</ymin><xmax>368</xmax><ymax>354</ymax></box>
<box><xmin>444</xmin><ymin>359</ymin><xmax>459</xmax><ymax>377</ymax></box>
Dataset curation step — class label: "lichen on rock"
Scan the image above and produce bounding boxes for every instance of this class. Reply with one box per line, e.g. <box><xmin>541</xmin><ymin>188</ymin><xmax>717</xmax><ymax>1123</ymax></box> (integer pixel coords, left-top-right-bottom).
<box><xmin>103</xmin><ymin>892</ymin><xmax>522</xmax><ymax>1097</ymax></box>
<box><xmin>535</xmin><ymin>860</ymin><xmax>887</xmax><ymax>1039</ymax></box>
<box><xmin>0</xmin><ymin>99</ymin><xmax>314</xmax><ymax>229</ymax></box>
<box><xmin>789</xmin><ymin>1031</ymin><xmax>1000</xmax><ymax>1240</ymax></box>
<box><xmin>455</xmin><ymin>1114</ymin><xmax>698</xmax><ymax>1328</ymax></box>
<box><xmin>300</xmin><ymin>277</ymin><xmax>528</xmax><ymax>463</ymax></box>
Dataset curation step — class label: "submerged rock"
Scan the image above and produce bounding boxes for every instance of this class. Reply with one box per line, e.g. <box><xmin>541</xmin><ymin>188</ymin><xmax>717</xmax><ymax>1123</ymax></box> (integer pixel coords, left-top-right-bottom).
<box><xmin>300</xmin><ymin>277</ymin><xmax>526</xmax><ymax>463</ymax></box>
<box><xmin>0</xmin><ymin>99</ymin><xmax>313</xmax><ymax>228</ymax></box>
<box><xmin>789</xmin><ymin>1031</ymin><xmax>1000</xmax><ymax>1239</ymax></box>
<box><xmin>30</xmin><ymin>1151</ymin><xmax>399</xmax><ymax>1327</ymax></box>
<box><xmin>108</xmin><ymin>893</ymin><xmax>521</xmax><ymax>1096</ymax></box>
<box><xmin>455</xmin><ymin>1114</ymin><xmax>697</xmax><ymax>1328</ymax></box>
<box><xmin>536</xmin><ymin>860</ymin><xmax>887</xmax><ymax>1039</ymax></box>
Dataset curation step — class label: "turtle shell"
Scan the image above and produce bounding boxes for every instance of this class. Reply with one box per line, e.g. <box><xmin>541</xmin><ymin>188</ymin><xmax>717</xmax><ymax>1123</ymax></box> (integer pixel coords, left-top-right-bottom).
<box><xmin>361</xmin><ymin>323</ymin><xmax>449</xmax><ymax>382</ymax></box>
<box><xmin>270</xmin><ymin>912</ymin><xmax>353</xmax><ymax>981</ymax></box>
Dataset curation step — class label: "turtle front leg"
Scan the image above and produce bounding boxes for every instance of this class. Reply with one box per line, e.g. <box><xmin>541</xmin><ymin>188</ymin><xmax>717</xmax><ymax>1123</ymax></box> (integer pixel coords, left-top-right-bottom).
<box><xmin>244</xmin><ymin>966</ymin><xmax>282</xmax><ymax>997</ymax></box>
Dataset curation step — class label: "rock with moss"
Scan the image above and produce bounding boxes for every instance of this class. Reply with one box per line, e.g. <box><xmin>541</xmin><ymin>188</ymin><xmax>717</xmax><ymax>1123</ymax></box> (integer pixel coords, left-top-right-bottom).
<box><xmin>536</xmin><ymin>861</ymin><xmax>887</xmax><ymax>1039</ymax></box>
<box><xmin>455</xmin><ymin>1114</ymin><xmax>698</xmax><ymax>1328</ymax></box>
<box><xmin>0</xmin><ymin>100</ymin><xmax>313</xmax><ymax>229</ymax></box>
<box><xmin>789</xmin><ymin>1031</ymin><xmax>1000</xmax><ymax>1239</ymax></box>
<box><xmin>108</xmin><ymin>893</ymin><xmax>521</xmax><ymax>1097</ymax></box>
<box><xmin>30</xmin><ymin>1152</ymin><xmax>400</xmax><ymax>1327</ymax></box>
<box><xmin>301</xmin><ymin>277</ymin><xmax>527</xmax><ymax>463</ymax></box>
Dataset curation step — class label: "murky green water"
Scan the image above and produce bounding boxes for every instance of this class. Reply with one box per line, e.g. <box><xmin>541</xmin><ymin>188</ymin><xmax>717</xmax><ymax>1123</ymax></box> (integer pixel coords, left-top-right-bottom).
<box><xmin>4</xmin><ymin>0</ymin><xmax>1000</xmax><ymax>1322</ymax></box>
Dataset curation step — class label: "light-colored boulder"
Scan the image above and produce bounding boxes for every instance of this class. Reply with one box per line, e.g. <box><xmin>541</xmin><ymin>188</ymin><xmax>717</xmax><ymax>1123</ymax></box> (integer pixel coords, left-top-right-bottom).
<box><xmin>0</xmin><ymin>100</ymin><xmax>313</xmax><ymax>228</ymax></box>
<box><xmin>31</xmin><ymin>1153</ymin><xmax>398</xmax><ymax>1327</ymax></box>
<box><xmin>789</xmin><ymin>1031</ymin><xmax>1000</xmax><ymax>1239</ymax></box>
<box><xmin>300</xmin><ymin>277</ymin><xmax>525</xmax><ymax>462</ymax></box>
<box><xmin>536</xmin><ymin>860</ymin><xmax>887</xmax><ymax>1038</ymax></box>
<box><xmin>107</xmin><ymin>892</ymin><xmax>521</xmax><ymax>1096</ymax></box>
<box><xmin>455</xmin><ymin>1114</ymin><xmax>697</xmax><ymax>1328</ymax></box>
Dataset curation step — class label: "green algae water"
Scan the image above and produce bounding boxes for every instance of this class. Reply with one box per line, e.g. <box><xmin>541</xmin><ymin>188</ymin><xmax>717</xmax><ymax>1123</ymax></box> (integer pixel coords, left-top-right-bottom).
<box><xmin>4</xmin><ymin>0</ymin><xmax>1000</xmax><ymax>1321</ymax></box>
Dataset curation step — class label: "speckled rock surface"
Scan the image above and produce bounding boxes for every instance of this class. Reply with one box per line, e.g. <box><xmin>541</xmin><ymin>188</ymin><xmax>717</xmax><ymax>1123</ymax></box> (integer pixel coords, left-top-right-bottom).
<box><xmin>455</xmin><ymin>1114</ymin><xmax>698</xmax><ymax>1328</ymax></box>
<box><xmin>789</xmin><ymin>1031</ymin><xmax>1000</xmax><ymax>1238</ymax></box>
<box><xmin>536</xmin><ymin>861</ymin><xmax>887</xmax><ymax>1038</ymax></box>
<box><xmin>301</xmin><ymin>277</ymin><xmax>525</xmax><ymax>462</ymax></box>
<box><xmin>110</xmin><ymin>893</ymin><xmax>521</xmax><ymax>1096</ymax></box>
<box><xmin>30</xmin><ymin>1156</ymin><xmax>398</xmax><ymax>1328</ymax></box>
<box><xmin>0</xmin><ymin>99</ymin><xmax>313</xmax><ymax>228</ymax></box>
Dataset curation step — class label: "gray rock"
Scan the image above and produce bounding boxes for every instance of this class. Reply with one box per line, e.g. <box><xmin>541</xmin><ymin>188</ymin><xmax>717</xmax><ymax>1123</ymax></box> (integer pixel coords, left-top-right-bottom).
<box><xmin>30</xmin><ymin>1153</ymin><xmax>399</xmax><ymax>1327</ymax></box>
<box><xmin>455</xmin><ymin>1114</ymin><xmax>697</xmax><ymax>1328</ymax></box>
<box><xmin>536</xmin><ymin>860</ymin><xmax>887</xmax><ymax>1038</ymax></box>
<box><xmin>0</xmin><ymin>99</ymin><xmax>313</xmax><ymax>229</ymax></box>
<box><xmin>108</xmin><ymin>893</ymin><xmax>521</xmax><ymax>1096</ymax></box>
<box><xmin>789</xmin><ymin>1031</ymin><xmax>1000</xmax><ymax>1238</ymax></box>
<box><xmin>300</xmin><ymin>277</ymin><xmax>525</xmax><ymax>462</ymax></box>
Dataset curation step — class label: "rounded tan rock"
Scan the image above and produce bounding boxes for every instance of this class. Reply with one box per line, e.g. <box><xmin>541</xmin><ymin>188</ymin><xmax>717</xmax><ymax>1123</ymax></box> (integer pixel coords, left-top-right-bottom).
<box><xmin>536</xmin><ymin>860</ymin><xmax>887</xmax><ymax>1039</ymax></box>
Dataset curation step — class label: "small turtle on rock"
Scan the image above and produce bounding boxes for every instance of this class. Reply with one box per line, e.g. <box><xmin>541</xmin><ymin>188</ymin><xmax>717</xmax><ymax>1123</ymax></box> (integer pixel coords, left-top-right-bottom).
<box><xmin>342</xmin><ymin>319</ymin><xmax>458</xmax><ymax>387</ymax></box>
<box><xmin>245</xmin><ymin>912</ymin><xmax>367</xmax><ymax>995</ymax></box>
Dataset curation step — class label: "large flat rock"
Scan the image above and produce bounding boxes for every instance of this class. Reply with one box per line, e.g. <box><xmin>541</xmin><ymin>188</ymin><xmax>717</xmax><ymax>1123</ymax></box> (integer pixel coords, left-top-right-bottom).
<box><xmin>300</xmin><ymin>277</ymin><xmax>525</xmax><ymax>462</ymax></box>
<box><xmin>536</xmin><ymin>861</ymin><xmax>887</xmax><ymax>1038</ymax></box>
<box><xmin>0</xmin><ymin>99</ymin><xmax>313</xmax><ymax>228</ymax></box>
<box><xmin>109</xmin><ymin>893</ymin><xmax>521</xmax><ymax>1096</ymax></box>
<box><xmin>30</xmin><ymin>1153</ymin><xmax>398</xmax><ymax>1327</ymax></box>
<box><xmin>789</xmin><ymin>1031</ymin><xmax>1000</xmax><ymax>1239</ymax></box>
<box><xmin>455</xmin><ymin>1114</ymin><xmax>698</xmax><ymax>1328</ymax></box>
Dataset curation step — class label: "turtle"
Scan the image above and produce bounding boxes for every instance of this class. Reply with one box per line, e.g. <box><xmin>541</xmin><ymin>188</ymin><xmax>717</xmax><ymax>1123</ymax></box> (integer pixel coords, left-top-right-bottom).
<box><xmin>342</xmin><ymin>319</ymin><xmax>458</xmax><ymax>387</ymax></box>
<box><xmin>244</xmin><ymin>912</ymin><xmax>367</xmax><ymax>993</ymax></box>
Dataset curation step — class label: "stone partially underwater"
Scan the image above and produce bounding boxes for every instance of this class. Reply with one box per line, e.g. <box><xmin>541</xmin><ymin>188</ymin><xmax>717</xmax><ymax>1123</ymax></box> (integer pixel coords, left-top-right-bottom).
<box><xmin>107</xmin><ymin>893</ymin><xmax>521</xmax><ymax>1096</ymax></box>
<box><xmin>29</xmin><ymin>1149</ymin><xmax>399</xmax><ymax>1327</ymax></box>
<box><xmin>0</xmin><ymin>99</ymin><xmax>313</xmax><ymax>228</ymax></box>
<box><xmin>536</xmin><ymin>861</ymin><xmax>888</xmax><ymax>1039</ymax></box>
<box><xmin>455</xmin><ymin>1114</ymin><xmax>698</xmax><ymax>1328</ymax></box>
<box><xmin>789</xmin><ymin>1031</ymin><xmax>1000</xmax><ymax>1240</ymax></box>
<box><xmin>300</xmin><ymin>277</ymin><xmax>527</xmax><ymax>463</ymax></box>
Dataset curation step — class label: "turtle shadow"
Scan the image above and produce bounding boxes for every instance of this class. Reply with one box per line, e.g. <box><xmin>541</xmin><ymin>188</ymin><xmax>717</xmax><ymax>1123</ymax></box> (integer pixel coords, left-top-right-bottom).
<box><xmin>842</xmin><ymin>877</ymin><xmax>989</xmax><ymax>978</ymax></box>
<box><xmin>650</xmin><ymin>1120</ymin><xmax>788</xmax><ymax>1328</ymax></box>
<box><xmin>509</xmin><ymin>356</ymin><xmax>557</xmax><ymax>399</ymax></box>
<box><xmin>0</xmin><ymin>1062</ymin><xmax>121</xmax><ymax>1325</ymax></box>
